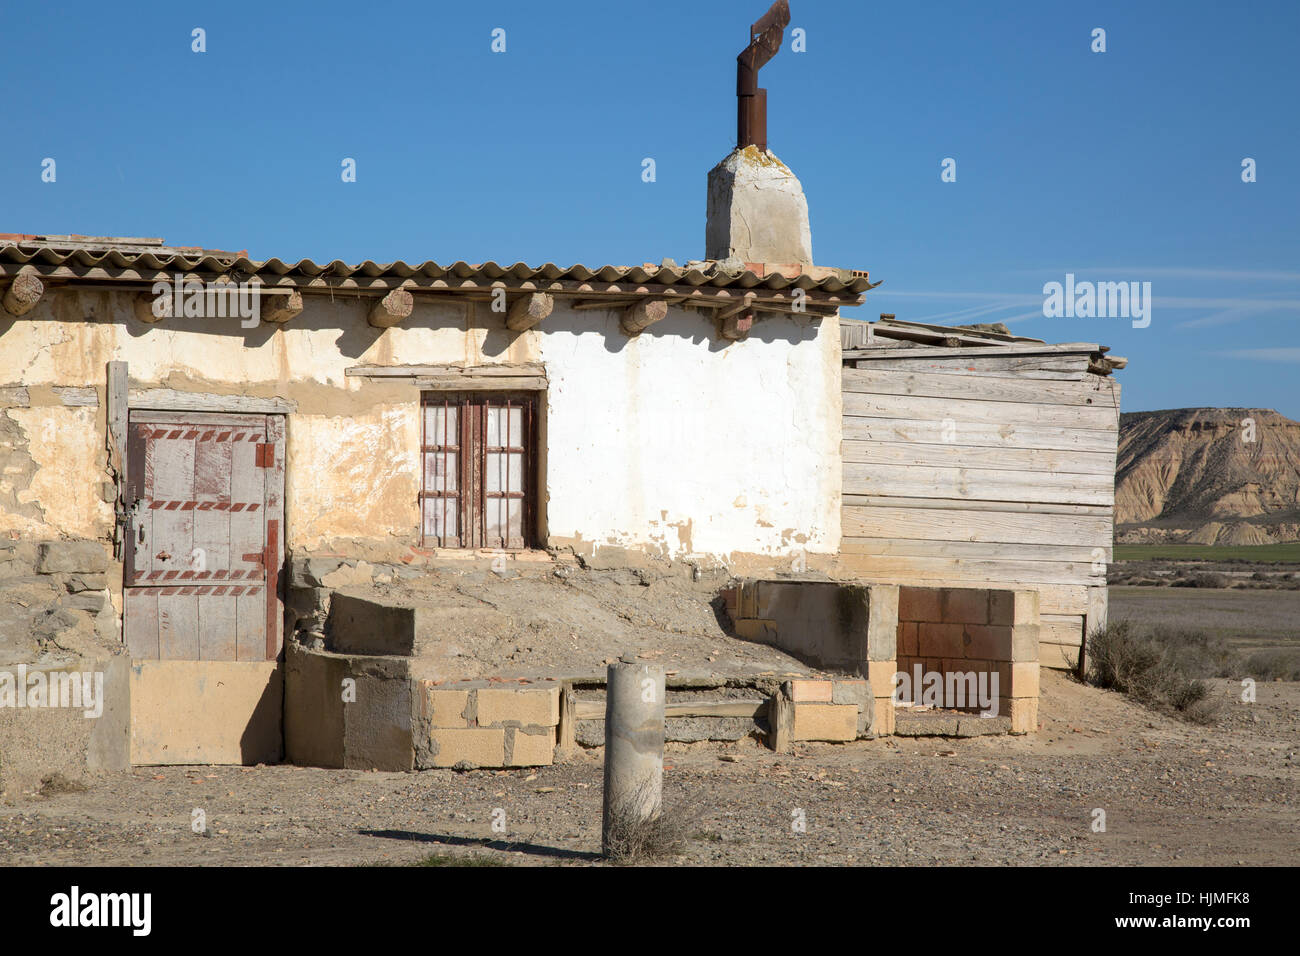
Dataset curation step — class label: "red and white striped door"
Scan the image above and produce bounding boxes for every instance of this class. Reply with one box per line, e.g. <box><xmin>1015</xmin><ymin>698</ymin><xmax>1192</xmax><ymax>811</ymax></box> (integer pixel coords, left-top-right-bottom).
<box><xmin>122</xmin><ymin>410</ymin><xmax>284</xmax><ymax>661</ymax></box>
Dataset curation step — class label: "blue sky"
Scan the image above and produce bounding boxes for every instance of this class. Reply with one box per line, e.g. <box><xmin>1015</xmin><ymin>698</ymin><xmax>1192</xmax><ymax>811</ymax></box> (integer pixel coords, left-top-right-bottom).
<box><xmin>3</xmin><ymin>0</ymin><xmax>1297</xmax><ymax>416</ymax></box>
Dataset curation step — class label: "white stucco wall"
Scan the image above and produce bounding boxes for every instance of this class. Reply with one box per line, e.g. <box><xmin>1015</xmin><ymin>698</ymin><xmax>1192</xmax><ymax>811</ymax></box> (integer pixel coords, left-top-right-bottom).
<box><xmin>0</xmin><ymin>290</ymin><xmax>842</xmax><ymax>564</ymax></box>
<box><xmin>540</xmin><ymin>308</ymin><xmax>841</xmax><ymax>560</ymax></box>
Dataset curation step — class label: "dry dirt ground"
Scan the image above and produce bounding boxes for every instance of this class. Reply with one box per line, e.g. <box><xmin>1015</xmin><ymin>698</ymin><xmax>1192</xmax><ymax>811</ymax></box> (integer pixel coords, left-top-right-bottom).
<box><xmin>2</xmin><ymin>670</ymin><xmax>1295</xmax><ymax>867</ymax></box>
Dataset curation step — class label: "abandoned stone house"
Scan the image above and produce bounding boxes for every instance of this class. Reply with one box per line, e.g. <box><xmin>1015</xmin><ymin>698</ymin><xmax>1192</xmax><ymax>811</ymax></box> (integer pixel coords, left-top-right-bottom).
<box><xmin>0</xmin><ymin>139</ymin><xmax>1124</xmax><ymax>773</ymax></box>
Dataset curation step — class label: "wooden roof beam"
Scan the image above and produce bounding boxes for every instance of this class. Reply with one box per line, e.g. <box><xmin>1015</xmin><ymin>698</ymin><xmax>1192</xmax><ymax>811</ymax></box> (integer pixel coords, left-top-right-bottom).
<box><xmin>505</xmin><ymin>292</ymin><xmax>554</xmax><ymax>331</ymax></box>
<box><xmin>2</xmin><ymin>267</ymin><xmax>44</xmax><ymax>317</ymax></box>
<box><xmin>367</xmin><ymin>288</ymin><xmax>414</xmax><ymax>328</ymax></box>
<box><xmin>621</xmin><ymin>299</ymin><xmax>667</xmax><ymax>335</ymax></box>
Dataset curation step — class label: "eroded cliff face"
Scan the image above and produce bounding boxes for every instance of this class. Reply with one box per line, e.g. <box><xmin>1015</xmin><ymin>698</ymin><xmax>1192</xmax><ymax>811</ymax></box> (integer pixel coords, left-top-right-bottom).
<box><xmin>1116</xmin><ymin>408</ymin><xmax>1300</xmax><ymax>543</ymax></box>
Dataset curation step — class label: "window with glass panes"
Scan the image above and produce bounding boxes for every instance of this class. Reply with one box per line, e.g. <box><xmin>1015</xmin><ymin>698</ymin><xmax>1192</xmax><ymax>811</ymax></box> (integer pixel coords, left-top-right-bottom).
<box><xmin>419</xmin><ymin>391</ymin><xmax>536</xmax><ymax>549</ymax></box>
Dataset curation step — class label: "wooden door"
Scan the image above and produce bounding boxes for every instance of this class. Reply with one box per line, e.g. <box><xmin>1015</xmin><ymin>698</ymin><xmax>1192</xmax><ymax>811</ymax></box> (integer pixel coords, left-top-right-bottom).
<box><xmin>123</xmin><ymin>411</ymin><xmax>284</xmax><ymax>661</ymax></box>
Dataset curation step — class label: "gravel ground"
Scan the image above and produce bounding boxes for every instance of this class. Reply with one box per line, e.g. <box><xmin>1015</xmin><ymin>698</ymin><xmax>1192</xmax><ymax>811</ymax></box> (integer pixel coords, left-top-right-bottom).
<box><xmin>2</xmin><ymin>672</ymin><xmax>1296</xmax><ymax>867</ymax></box>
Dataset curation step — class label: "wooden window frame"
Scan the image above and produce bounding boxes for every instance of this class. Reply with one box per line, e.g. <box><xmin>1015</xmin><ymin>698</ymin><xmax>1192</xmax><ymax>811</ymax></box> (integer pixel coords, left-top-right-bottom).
<box><xmin>419</xmin><ymin>390</ymin><xmax>538</xmax><ymax>550</ymax></box>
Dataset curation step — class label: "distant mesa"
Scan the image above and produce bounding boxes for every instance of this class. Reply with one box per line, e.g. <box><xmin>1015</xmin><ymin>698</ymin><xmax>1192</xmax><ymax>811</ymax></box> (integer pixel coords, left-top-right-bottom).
<box><xmin>1115</xmin><ymin>407</ymin><xmax>1300</xmax><ymax>544</ymax></box>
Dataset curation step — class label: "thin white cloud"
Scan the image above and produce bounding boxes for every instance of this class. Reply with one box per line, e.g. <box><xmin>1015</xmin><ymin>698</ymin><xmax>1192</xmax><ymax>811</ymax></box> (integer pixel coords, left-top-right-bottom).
<box><xmin>1006</xmin><ymin>267</ymin><xmax>1300</xmax><ymax>281</ymax></box>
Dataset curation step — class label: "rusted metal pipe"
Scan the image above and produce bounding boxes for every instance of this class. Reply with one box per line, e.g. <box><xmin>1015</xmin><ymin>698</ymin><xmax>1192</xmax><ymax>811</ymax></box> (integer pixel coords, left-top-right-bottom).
<box><xmin>736</xmin><ymin>0</ymin><xmax>790</xmax><ymax>150</ymax></box>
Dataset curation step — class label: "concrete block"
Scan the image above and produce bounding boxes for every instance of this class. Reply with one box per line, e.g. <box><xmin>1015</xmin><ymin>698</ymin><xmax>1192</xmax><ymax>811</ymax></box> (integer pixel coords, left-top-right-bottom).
<box><xmin>1011</xmin><ymin>624</ymin><xmax>1041</xmax><ymax>662</ymax></box>
<box><xmin>871</xmin><ymin>698</ymin><xmax>895</xmax><ymax>736</ymax></box>
<box><xmin>734</xmin><ymin>618</ymin><xmax>778</xmax><ymax>643</ymax></box>
<box><xmin>36</xmin><ymin>540</ymin><xmax>107</xmax><ymax>574</ymax></box>
<box><xmin>866</xmin><ymin>661</ymin><xmax>896</xmax><ymax>700</ymax></box>
<box><xmin>866</xmin><ymin>584</ymin><xmax>899</xmax><ymax>661</ymax></box>
<box><xmin>1000</xmin><ymin>697</ymin><xmax>1039</xmax><ymax>734</ymax></box>
<box><xmin>476</xmin><ymin>686</ymin><xmax>560</xmax><ymax>727</ymax></box>
<box><xmin>788</xmin><ymin>679</ymin><xmax>832</xmax><ymax>702</ymax></box>
<box><xmin>345</xmin><ymin>670</ymin><xmax>414</xmax><ymax>771</ymax></box>
<box><xmin>941</xmin><ymin>588</ymin><xmax>990</xmax><ymax>625</ymax></box>
<box><xmin>898</xmin><ymin>587</ymin><xmax>942</xmax><ymax>623</ymax></box>
<box><xmin>1008</xmin><ymin>662</ymin><xmax>1039</xmax><ymax>699</ymax></box>
<box><xmin>421</xmin><ymin>687</ymin><xmax>470</xmax><ymax>727</ymax></box>
<box><xmin>792</xmin><ymin>703</ymin><xmax>857</xmax><ymax>742</ymax></box>
<box><xmin>428</xmin><ymin>728</ymin><xmax>506</xmax><ymax>768</ymax></box>
<box><xmin>130</xmin><ymin>661</ymin><xmax>281</xmax><ymax>765</ymax></box>
<box><xmin>830</xmin><ymin>678</ymin><xmax>871</xmax><ymax>706</ymax></box>
<box><xmin>506</xmin><ymin>727</ymin><xmax>556</xmax><ymax>767</ymax></box>
<box><xmin>285</xmin><ymin>642</ymin><xmax>346</xmax><ymax>768</ymax></box>
<box><xmin>768</xmin><ymin>691</ymin><xmax>795</xmax><ymax>753</ymax></box>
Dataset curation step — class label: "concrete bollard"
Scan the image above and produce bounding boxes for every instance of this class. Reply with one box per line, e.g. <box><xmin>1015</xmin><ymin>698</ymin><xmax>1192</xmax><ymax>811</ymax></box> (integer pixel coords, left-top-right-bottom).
<box><xmin>601</xmin><ymin>657</ymin><xmax>666</xmax><ymax>856</ymax></box>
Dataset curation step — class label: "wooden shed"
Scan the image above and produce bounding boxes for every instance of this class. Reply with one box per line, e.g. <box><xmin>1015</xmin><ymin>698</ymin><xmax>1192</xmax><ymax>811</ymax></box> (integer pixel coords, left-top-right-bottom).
<box><xmin>836</xmin><ymin>318</ymin><xmax>1126</xmax><ymax>669</ymax></box>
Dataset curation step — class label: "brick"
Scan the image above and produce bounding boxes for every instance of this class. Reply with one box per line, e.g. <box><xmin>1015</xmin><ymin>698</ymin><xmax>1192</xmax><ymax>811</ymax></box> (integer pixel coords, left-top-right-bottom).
<box><xmin>871</xmin><ymin>697</ymin><xmax>895</xmax><ymax>736</ymax></box>
<box><xmin>866</xmin><ymin>661</ymin><xmax>896</xmax><ymax>700</ymax></box>
<box><xmin>941</xmin><ymin>588</ymin><xmax>989</xmax><ymax>625</ymax></box>
<box><xmin>789</xmin><ymin>679</ymin><xmax>833</xmax><ymax>703</ymax></box>
<box><xmin>792</xmin><ymin>703</ymin><xmax>858</xmax><ymax>741</ymax></box>
<box><xmin>999</xmin><ymin>697</ymin><xmax>1039</xmax><ymax>734</ymax></box>
<box><xmin>1008</xmin><ymin>662</ymin><xmax>1039</xmax><ymax>699</ymax></box>
<box><xmin>506</xmin><ymin>727</ymin><xmax>555</xmax><ymax>767</ymax></box>
<box><xmin>476</xmin><ymin>686</ymin><xmax>560</xmax><ymax>727</ymax></box>
<box><xmin>898</xmin><ymin>587</ymin><xmax>942</xmax><ymax>623</ymax></box>
<box><xmin>734</xmin><ymin>618</ymin><xmax>778</xmax><ymax>643</ymax></box>
<box><xmin>898</xmin><ymin>621</ymin><xmax>918</xmax><ymax>656</ymax></box>
<box><xmin>965</xmin><ymin>624</ymin><xmax>1012</xmax><ymax>660</ymax></box>
<box><xmin>422</xmin><ymin>688</ymin><xmax>469</xmax><ymax>727</ymax></box>
<box><xmin>918</xmin><ymin>622</ymin><xmax>964</xmax><ymax>658</ymax></box>
<box><xmin>428</xmin><ymin>728</ymin><xmax>506</xmax><ymax>767</ymax></box>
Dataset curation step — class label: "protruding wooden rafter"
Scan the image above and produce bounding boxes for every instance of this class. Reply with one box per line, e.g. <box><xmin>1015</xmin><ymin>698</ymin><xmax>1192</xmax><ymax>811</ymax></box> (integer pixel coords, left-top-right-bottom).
<box><xmin>367</xmin><ymin>288</ymin><xmax>414</xmax><ymax>328</ymax></box>
<box><xmin>621</xmin><ymin>299</ymin><xmax>668</xmax><ymax>335</ymax></box>
<box><xmin>718</xmin><ymin>291</ymin><xmax>757</xmax><ymax>341</ymax></box>
<box><xmin>260</xmin><ymin>288</ymin><xmax>304</xmax><ymax>324</ymax></box>
<box><xmin>1</xmin><ymin>266</ymin><xmax>45</xmax><ymax>317</ymax></box>
<box><xmin>505</xmin><ymin>292</ymin><xmax>554</xmax><ymax>332</ymax></box>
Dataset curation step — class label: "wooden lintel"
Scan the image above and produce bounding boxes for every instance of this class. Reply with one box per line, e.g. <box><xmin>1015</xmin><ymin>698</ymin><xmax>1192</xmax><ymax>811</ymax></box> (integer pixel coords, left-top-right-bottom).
<box><xmin>505</xmin><ymin>292</ymin><xmax>554</xmax><ymax>331</ymax></box>
<box><xmin>620</xmin><ymin>299</ymin><xmax>668</xmax><ymax>335</ymax></box>
<box><xmin>1</xmin><ymin>267</ymin><xmax>44</xmax><ymax>317</ymax></box>
<box><xmin>346</xmin><ymin>362</ymin><xmax>545</xmax><ymax>379</ymax></box>
<box><xmin>367</xmin><ymin>288</ymin><xmax>414</xmax><ymax>328</ymax></box>
<box><xmin>128</xmin><ymin>388</ymin><xmax>296</xmax><ymax>414</ymax></box>
<box><xmin>260</xmin><ymin>288</ymin><xmax>303</xmax><ymax>324</ymax></box>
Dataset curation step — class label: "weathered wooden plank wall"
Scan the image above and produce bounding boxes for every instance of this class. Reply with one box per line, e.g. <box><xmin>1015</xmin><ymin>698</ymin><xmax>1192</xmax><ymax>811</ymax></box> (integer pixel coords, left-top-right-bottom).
<box><xmin>838</xmin><ymin>359</ymin><xmax>1121</xmax><ymax>666</ymax></box>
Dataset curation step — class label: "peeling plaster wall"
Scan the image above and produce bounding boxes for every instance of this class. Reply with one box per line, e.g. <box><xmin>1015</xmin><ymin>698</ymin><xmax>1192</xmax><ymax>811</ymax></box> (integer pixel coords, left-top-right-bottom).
<box><xmin>0</xmin><ymin>290</ymin><xmax>841</xmax><ymax>563</ymax></box>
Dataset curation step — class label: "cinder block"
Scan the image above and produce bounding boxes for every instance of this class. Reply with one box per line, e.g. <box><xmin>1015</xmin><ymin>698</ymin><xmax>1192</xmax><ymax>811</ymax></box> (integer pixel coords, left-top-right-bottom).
<box><xmin>792</xmin><ymin>703</ymin><xmax>858</xmax><ymax>742</ymax></box>
<box><xmin>428</xmin><ymin>728</ymin><xmax>506</xmax><ymax>767</ymax></box>
<box><xmin>789</xmin><ymin>679</ymin><xmax>833</xmax><ymax>702</ymax></box>
<box><xmin>1011</xmin><ymin>624</ymin><xmax>1040</xmax><ymax>662</ymax></box>
<box><xmin>871</xmin><ymin>697</ymin><xmax>895</xmax><ymax>736</ymax></box>
<box><xmin>866</xmin><ymin>584</ymin><xmax>899</xmax><ymax>661</ymax></box>
<box><xmin>734</xmin><ymin>618</ymin><xmax>778</xmax><ymax>643</ymax></box>
<box><xmin>866</xmin><ymin>661</ymin><xmax>896</xmax><ymax>700</ymax></box>
<box><xmin>999</xmin><ymin>697</ymin><xmax>1038</xmax><ymax>734</ymax></box>
<box><xmin>476</xmin><ymin>686</ymin><xmax>560</xmax><ymax>727</ymax></box>
<box><xmin>918</xmin><ymin>622</ymin><xmax>964</xmax><ymax>658</ymax></box>
<box><xmin>507</xmin><ymin>727</ymin><xmax>556</xmax><ymax>767</ymax></box>
<box><xmin>831</xmin><ymin>678</ymin><xmax>871</xmax><ymax>707</ymax></box>
<box><xmin>941</xmin><ymin>588</ymin><xmax>989</xmax><ymax>625</ymax></box>
<box><xmin>1008</xmin><ymin>661</ymin><xmax>1039</xmax><ymax>699</ymax></box>
<box><xmin>422</xmin><ymin>687</ymin><xmax>470</xmax><ymax>727</ymax></box>
<box><xmin>898</xmin><ymin>587</ymin><xmax>942</xmax><ymax>623</ymax></box>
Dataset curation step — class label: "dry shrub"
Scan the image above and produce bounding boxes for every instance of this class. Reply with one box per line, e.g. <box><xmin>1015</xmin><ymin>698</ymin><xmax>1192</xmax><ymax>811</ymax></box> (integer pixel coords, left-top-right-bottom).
<box><xmin>603</xmin><ymin>780</ymin><xmax>691</xmax><ymax>864</ymax></box>
<box><xmin>1085</xmin><ymin>621</ymin><xmax>1222</xmax><ymax>724</ymax></box>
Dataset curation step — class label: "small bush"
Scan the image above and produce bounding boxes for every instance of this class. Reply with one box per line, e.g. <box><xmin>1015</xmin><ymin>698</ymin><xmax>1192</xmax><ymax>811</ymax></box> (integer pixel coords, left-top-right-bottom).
<box><xmin>1244</xmin><ymin>649</ymin><xmax>1300</xmax><ymax>681</ymax></box>
<box><xmin>1085</xmin><ymin>621</ymin><xmax>1231</xmax><ymax>724</ymax></box>
<box><xmin>603</xmin><ymin>782</ymin><xmax>692</xmax><ymax>864</ymax></box>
